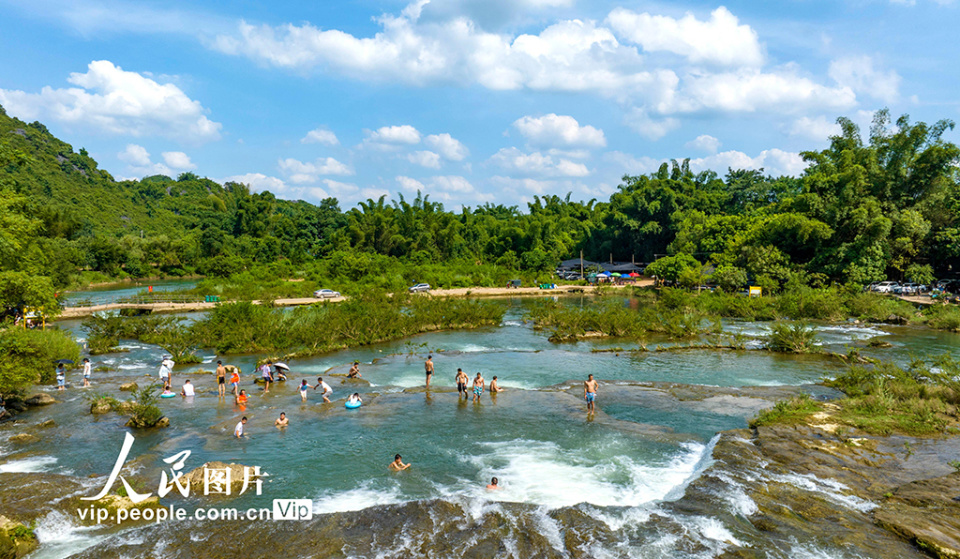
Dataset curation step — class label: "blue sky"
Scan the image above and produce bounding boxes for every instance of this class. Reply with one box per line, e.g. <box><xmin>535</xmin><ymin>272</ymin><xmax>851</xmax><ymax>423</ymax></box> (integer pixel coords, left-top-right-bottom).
<box><xmin>1</xmin><ymin>0</ymin><xmax>957</xmax><ymax>210</ymax></box>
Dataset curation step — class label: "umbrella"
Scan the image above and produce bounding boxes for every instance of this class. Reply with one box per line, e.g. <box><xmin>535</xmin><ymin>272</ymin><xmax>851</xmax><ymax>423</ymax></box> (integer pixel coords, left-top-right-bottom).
<box><xmin>628</xmin><ymin>272</ymin><xmax>640</xmax><ymax>277</ymax></box>
<box><xmin>598</xmin><ymin>271</ymin><xmax>612</xmax><ymax>277</ymax></box>
<box><xmin>610</xmin><ymin>272</ymin><xmax>622</xmax><ymax>277</ymax></box>
<box><xmin>56</xmin><ymin>359</ymin><xmax>75</xmax><ymax>365</ymax></box>
<box><xmin>274</xmin><ymin>363</ymin><xmax>290</xmax><ymax>371</ymax></box>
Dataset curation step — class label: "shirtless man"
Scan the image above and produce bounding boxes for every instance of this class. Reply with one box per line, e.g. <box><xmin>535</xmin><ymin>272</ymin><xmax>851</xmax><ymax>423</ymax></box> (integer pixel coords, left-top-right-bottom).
<box><xmin>486</xmin><ymin>477</ymin><xmax>501</xmax><ymax>490</ymax></box>
<box><xmin>425</xmin><ymin>355</ymin><xmax>435</xmax><ymax>388</ymax></box>
<box><xmin>472</xmin><ymin>372</ymin><xmax>484</xmax><ymax>403</ymax></box>
<box><xmin>584</xmin><ymin>374</ymin><xmax>599</xmax><ymax>412</ymax></box>
<box><xmin>348</xmin><ymin>362</ymin><xmax>361</xmax><ymax>378</ymax></box>
<box><xmin>455</xmin><ymin>368</ymin><xmax>469</xmax><ymax>399</ymax></box>
<box><xmin>389</xmin><ymin>454</ymin><xmax>411</xmax><ymax>471</ymax></box>
<box><xmin>275</xmin><ymin>412</ymin><xmax>289</xmax><ymax>428</ymax></box>
<box><xmin>216</xmin><ymin>361</ymin><xmax>227</xmax><ymax>397</ymax></box>
<box><xmin>489</xmin><ymin>376</ymin><xmax>504</xmax><ymax>393</ymax></box>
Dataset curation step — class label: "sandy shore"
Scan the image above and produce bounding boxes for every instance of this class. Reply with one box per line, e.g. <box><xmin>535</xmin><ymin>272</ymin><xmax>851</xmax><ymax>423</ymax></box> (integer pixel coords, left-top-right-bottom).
<box><xmin>57</xmin><ymin>282</ymin><xmax>652</xmax><ymax>319</ymax></box>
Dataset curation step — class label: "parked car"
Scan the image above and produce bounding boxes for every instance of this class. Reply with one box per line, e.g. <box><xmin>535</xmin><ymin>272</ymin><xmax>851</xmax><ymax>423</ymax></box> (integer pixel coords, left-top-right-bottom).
<box><xmin>873</xmin><ymin>281</ymin><xmax>900</xmax><ymax>293</ymax></box>
<box><xmin>313</xmin><ymin>289</ymin><xmax>341</xmax><ymax>298</ymax></box>
<box><xmin>896</xmin><ymin>283</ymin><xmax>922</xmax><ymax>295</ymax></box>
<box><xmin>409</xmin><ymin>283</ymin><xmax>431</xmax><ymax>293</ymax></box>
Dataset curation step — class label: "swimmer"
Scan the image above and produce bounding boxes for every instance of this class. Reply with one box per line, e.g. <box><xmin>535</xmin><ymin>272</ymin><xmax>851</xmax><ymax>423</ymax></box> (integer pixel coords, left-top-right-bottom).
<box><xmin>486</xmin><ymin>477</ymin><xmax>501</xmax><ymax>490</ymax></box>
<box><xmin>347</xmin><ymin>393</ymin><xmax>362</xmax><ymax>406</ymax></box>
<box><xmin>389</xmin><ymin>454</ymin><xmax>411</xmax><ymax>471</ymax></box>
<box><xmin>425</xmin><ymin>355</ymin><xmax>434</xmax><ymax>388</ymax></box>
<box><xmin>216</xmin><ymin>361</ymin><xmax>226</xmax><ymax>397</ymax></box>
<box><xmin>348</xmin><ymin>362</ymin><xmax>362</xmax><ymax>378</ymax></box>
<box><xmin>314</xmin><ymin>377</ymin><xmax>332</xmax><ymax>403</ymax></box>
<box><xmin>489</xmin><ymin>376</ymin><xmax>504</xmax><ymax>393</ymax></box>
<box><xmin>235</xmin><ymin>416</ymin><xmax>247</xmax><ymax>438</ymax></box>
<box><xmin>275</xmin><ymin>412</ymin><xmax>289</xmax><ymax>428</ymax></box>
<box><xmin>455</xmin><ymin>368</ymin><xmax>468</xmax><ymax>399</ymax></box>
<box><xmin>299</xmin><ymin>379</ymin><xmax>310</xmax><ymax>402</ymax></box>
<box><xmin>181</xmin><ymin>379</ymin><xmax>195</xmax><ymax>397</ymax></box>
<box><xmin>584</xmin><ymin>374</ymin><xmax>599</xmax><ymax>412</ymax></box>
<box><xmin>472</xmin><ymin>372</ymin><xmax>484</xmax><ymax>403</ymax></box>
<box><xmin>236</xmin><ymin>389</ymin><xmax>248</xmax><ymax>407</ymax></box>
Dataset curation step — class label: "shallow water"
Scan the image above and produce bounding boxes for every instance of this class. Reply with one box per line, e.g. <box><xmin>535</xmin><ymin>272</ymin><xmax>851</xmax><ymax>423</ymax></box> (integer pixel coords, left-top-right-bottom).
<box><xmin>4</xmin><ymin>295</ymin><xmax>958</xmax><ymax>558</ymax></box>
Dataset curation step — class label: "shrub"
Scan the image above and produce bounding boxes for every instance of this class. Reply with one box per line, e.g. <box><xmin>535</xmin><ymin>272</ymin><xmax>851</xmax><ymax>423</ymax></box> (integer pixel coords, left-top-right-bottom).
<box><xmin>766</xmin><ymin>321</ymin><xmax>820</xmax><ymax>353</ymax></box>
<box><xmin>750</xmin><ymin>394</ymin><xmax>820</xmax><ymax>428</ymax></box>
<box><xmin>125</xmin><ymin>386</ymin><xmax>164</xmax><ymax>428</ymax></box>
<box><xmin>0</xmin><ymin>328</ymin><xmax>81</xmax><ymax>392</ymax></box>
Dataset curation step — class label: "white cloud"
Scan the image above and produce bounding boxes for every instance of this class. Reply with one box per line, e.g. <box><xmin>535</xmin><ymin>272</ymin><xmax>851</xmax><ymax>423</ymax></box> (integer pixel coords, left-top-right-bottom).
<box><xmin>684</xmin><ymin>134</ymin><xmax>721</xmax><ymax>154</ymax></box>
<box><xmin>688</xmin><ymin>148</ymin><xmax>807</xmax><ymax>177</ymax></box>
<box><xmin>161</xmin><ymin>151</ymin><xmax>195</xmax><ymax>170</ymax></box>
<box><xmin>512</xmin><ymin>114</ymin><xmax>606</xmax><ymax>148</ymax></box>
<box><xmin>623</xmin><ymin>108</ymin><xmax>680</xmax><ymax>140</ymax></box>
<box><xmin>603</xmin><ymin>151</ymin><xmax>665</xmax><ymax>174</ymax></box>
<box><xmin>366</xmin><ymin>125</ymin><xmax>421</xmax><ymax>146</ymax></box>
<box><xmin>675</xmin><ymin>68</ymin><xmax>858</xmax><ymax>114</ymax></box>
<box><xmin>116</xmin><ymin>144</ymin><xmax>173</xmax><ymax>176</ymax></box>
<box><xmin>0</xmin><ymin>60</ymin><xmax>221</xmax><ymax>142</ymax></box>
<box><xmin>407</xmin><ymin>150</ymin><xmax>442</xmax><ymax>168</ymax></box>
<box><xmin>607</xmin><ymin>7</ymin><xmax>763</xmax><ymax>66</ymax></box>
<box><xmin>788</xmin><ymin>116</ymin><xmax>841</xmax><ymax>142</ymax></box>
<box><xmin>396</xmin><ymin>175</ymin><xmax>426</xmax><ymax>191</ymax></box>
<box><xmin>222</xmin><ymin>173</ymin><xmax>287</xmax><ymax>193</ymax></box>
<box><xmin>301</xmin><ymin>127</ymin><xmax>339</xmax><ymax>145</ymax></box>
<box><xmin>828</xmin><ymin>56</ymin><xmax>900</xmax><ymax>103</ymax></box>
<box><xmin>278</xmin><ymin>157</ymin><xmax>353</xmax><ymax>181</ymax></box>
<box><xmin>431</xmin><ymin>175</ymin><xmax>476</xmax><ymax>192</ymax></box>
<box><xmin>425</xmin><ymin>133</ymin><xmax>469</xmax><ymax>160</ymax></box>
<box><xmin>118</xmin><ymin>144</ymin><xmax>151</xmax><ymax>166</ymax></box>
<box><xmin>490</xmin><ymin>147</ymin><xmax>590</xmax><ymax>177</ymax></box>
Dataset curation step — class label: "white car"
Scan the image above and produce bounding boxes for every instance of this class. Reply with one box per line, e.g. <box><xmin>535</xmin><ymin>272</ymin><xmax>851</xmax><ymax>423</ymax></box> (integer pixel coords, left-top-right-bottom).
<box><xmin>313</xmin><ymin>289</ymin><xmax>341</xmax><ymax>299</ymax></box>
<box><xmin>873</xmin><ymin>281</ymin><xmax>899</xmax><ymax>293</ymax></box>
<box><xmin>409</xmin><ymin>283</ymin><xmax>431</xmax><ymax>293</ymax></box>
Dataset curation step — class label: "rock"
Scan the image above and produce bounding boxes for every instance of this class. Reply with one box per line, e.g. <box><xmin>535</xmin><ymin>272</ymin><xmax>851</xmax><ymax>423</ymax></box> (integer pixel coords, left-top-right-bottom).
<box><xmin>37</xmin><ymin>420</ymin><xmax>55</xmax><ymax>428</ymax></box>
<box><xmin>90</xmin><ymin>400</ymin><xmax>112</xmax><ymax>414</ymax></box>
<box><xmin>24</xmin><ymin>394</ymin><xmax>55</xmax><ymax>406</ymax></box>
<box><xmin>340</xmin><ymin>377</ymin><xmax>371</xmax><ymax>387</ymax></box>
<box><xmin>119</xmin><ymin>383</ymin><xmax>138</xmax><ymax>392</ymax></box>
<box><xmin>874</xmin><ymin>473</ymin><xmax>960</xmax><ymax>559</ymax></box>
<box><xmin>181</xmin><ymin>462</ymin><xmax>263</xmax><ymax>497</ymax></box>
<box><xmin>885</xmin><ymin>314</ymin><xmax>907</xmax><ymax>325</ymax></box>
<box><xmin>114</xmin><ymin>401</ymin><xmax>135</xmax><ymax>414</ymax></box>
<box><xmin>89</xmin><ymin>494</ymin><xmax>161</xmax><ymax>519</ymax></box>
<box><xmin>155</xmin><ymin>417</ymin><xmax>170</xmax><ymax>428</ymax></box>
<box><xmin>0</xmin><ymin>514</ymin><xmax>38</xmax><ymax>559</ymax></box>
<box><xmin>5</xmin><ymin>401</ymin><xmax>26</xmax><ymax>413</ymax></box>
<box><xmin>7</xmin><ymin>434</ymin><xmax>38</xmax><ymax>444</ymax></box>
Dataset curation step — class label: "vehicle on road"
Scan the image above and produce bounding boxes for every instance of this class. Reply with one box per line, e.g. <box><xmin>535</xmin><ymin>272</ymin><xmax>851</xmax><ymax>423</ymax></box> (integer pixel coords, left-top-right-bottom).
<box><xmin>409</xmin><ymin>283</ymin><xmax>431</xmax><ymax>293</ymax></box>
<box><xmin>872</xmin><ymin>281</ymin><xmax>899</xmax><ymax>293</ymax></box>
<box><xmin>313</xmin><ymin>289</ymin><xmax>341</xmax><ymax>298</ymax></box>
<box><xmin>895</xmin><ymin>283</ymin><xmax>921</xmax><ymax>295</ymax></box>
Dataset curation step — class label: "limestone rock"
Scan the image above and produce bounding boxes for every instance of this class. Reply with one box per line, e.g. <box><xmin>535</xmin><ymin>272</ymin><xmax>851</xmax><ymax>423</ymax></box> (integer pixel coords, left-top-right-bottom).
<box><xmin>37</xmin><ymin>420</ymin><xmax>55</xmax><ymax>428</ymax></box>
<box><xmin>24</xmin><ymin>394</ymin><xmax>55</xmax><ymax>406</ymax></box>
<box><xmin>0</xmin><ymin>514</ymin><xmax>38</xmax><ymax>559</ymax></box>
<box><xmin>90</xmin><ymin>400</ymin><xmax>112</xmax><ymax>414</ymax></box>
<box><xmin>7</xmin><ymin>434</ymin><xmax>38</xmax><ymax>444</ymax></box>
<box><xmin>119</xmin><ymin>383</ymin><xmax>138</xmax><ymax>392</ymax></box>
<box><xmin>874</xmin><ymin>473</ymin><xmax>960</xmax><ymax>559</ymax></box>
<box><xmin>155</xmin><ymin>417</ymin><xmax>170</xmax><ymax>428</ymax></box>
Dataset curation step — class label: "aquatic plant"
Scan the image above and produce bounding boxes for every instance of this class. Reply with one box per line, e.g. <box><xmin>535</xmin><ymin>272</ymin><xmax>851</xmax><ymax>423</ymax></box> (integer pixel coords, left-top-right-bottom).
<box><xmin>766</xmin><ymin>321</ymin><xmax>820</xmax><ymax>353</ymax></box>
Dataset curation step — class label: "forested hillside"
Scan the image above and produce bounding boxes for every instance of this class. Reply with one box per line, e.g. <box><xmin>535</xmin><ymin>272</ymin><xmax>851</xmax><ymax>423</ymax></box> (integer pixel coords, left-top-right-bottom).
<box><xmin>1</xmin><ymin>103</ymin><xmax>958</xmax><ymax>313</ymax></box>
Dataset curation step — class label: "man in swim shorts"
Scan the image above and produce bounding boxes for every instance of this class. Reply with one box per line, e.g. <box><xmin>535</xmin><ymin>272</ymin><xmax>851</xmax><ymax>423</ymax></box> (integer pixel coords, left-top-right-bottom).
<box><xmin>486</xmin><ymin>477</ymin><xmax>501</xmax><ymax>490</ymax></box>
<box><xmin>216</xmin><ymin>361</ymin><xmax>226</xmax><ymax>397</ymax></box>
<box><xmin>472</xmin><ymin>372</ymin><xmax>484</xmax><ymax>403</ymax></box>
<box><xmin>348</xmin><ymin>362</ymin><xmax>361</xmax><ymax>378</ymax></box>
<box><xmin>425</xmin><ymin>355</ymin><xmax>434</xmax><ymax>388</ymax></box>
<box><xmin>455</xmin><ymin>368</ymin><xmax>468</xmax><ymax>399</ymax></box>
<box><xmin>489</xmin><ymin>376</ymin><xmax>504</xmax><ymax>393</ymax></box>
<box><xmin>584</xmin><ymin>374</ymin><xmax>599</xmax><ymax>412</ymax></box>
<box><xmin>389</xmin><ymin>454</ymin><xmax>411</xmax><ymax>471</ymax></box>
<box><xmin>275</xmin><ymin>412</ymin><xmax>288</xmax><ymax>428</ymax></box>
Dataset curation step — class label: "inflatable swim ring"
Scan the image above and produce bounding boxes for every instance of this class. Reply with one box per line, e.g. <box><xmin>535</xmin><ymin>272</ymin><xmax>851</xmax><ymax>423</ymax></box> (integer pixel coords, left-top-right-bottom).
<box><xmin>160</xmin><ymin>392</ymin><xmax>176</xmax><ymax>398</ymax></box>
<box><xmin>344</xmin><ymin>400</ymin><xmax>361</xmax><ymax>409</ymax></box>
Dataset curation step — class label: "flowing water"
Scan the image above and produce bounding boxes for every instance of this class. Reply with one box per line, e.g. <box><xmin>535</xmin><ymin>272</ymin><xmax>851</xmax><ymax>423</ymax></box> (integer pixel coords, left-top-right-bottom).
<box><xmin>2</xmin><ymin>295</ymin><xmax>957</xmax><ymax>558</ymax></box>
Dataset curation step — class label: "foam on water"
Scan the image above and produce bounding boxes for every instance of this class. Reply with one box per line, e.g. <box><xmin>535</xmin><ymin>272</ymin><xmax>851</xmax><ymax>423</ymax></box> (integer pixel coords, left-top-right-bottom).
<box><xmin>313</xmin><ymin>481</ymin><xmax>405</xmax><ymax>514</ymax></box>
<box><xmin>0</xmin><ymin>455</ymin><xmax>58</xmax><ymax>472</ymax></box>
<box><xmin>769</xmin><ymin>472</ymin><xmax>877</xmax><ymax>512</ymax></box>
<box><xmin>29</xmin><ymin>511</ymin><xmax>108</xmax><ymax>559</ymax></box>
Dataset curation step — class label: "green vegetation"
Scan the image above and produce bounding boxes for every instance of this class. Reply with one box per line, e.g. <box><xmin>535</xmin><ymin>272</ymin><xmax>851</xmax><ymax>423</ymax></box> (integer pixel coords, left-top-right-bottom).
<box><xmin>749</xmin><ymin>394</ymin><xmax>821</xmax><ymax>428</ymax></box>
<box><xmin>0</xmin><ymin>328</ymin><xmax>81</xmax><ymax>393</ymax></box>
<box><xmin>526</xmin><ymin>297</ymin><xmax>719</xmax><ymax>341</ymax></box>
<box><xmin>124</xmin><ymin>386</ymin><xmax>164</xmax><ymax>429</ymax></box>
<box><xmin>826</xmin><ymin>357</ymin><xmax>960</xmax><ymax>435</ymax></box>
<box><xmin>766</xmin><ymin>321</ymin><xmax>820</xmax><ymax>354</ymax></box>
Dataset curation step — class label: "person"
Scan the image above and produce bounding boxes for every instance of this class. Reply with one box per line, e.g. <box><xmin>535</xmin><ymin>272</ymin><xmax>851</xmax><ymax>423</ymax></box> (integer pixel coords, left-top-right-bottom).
<box><xmin>216</xmin><ymin>361</ymin><xmax>226</xmax><ymax>397</ymax></box>
<box><xmin>314</xmin><ymin>377</ymin><xmax>332</xmax><ymax>403</ymax></box>
<box><xmin>56</xmin><ymin>364</ymin><xmax>66</xmax><ymax>390</ymax></box>
<box><xmin>389</xmin><ymin>454</ymin><xmax>410</xmax><ymax>471</ymax></box>
<box><xmin>489</xmin><ymin>376</ymin><xmax>504</xmax><ymax>393</ymax></box>
<box><xmin>274</xmin><ymin>364</ymin><xmax>287</xmax><ymax>381</ymax></box>
<box><xmin>260</xmin><ymin>361</ymin><xmax>273</xmax><ymax>393</ymax></box>
<box><xmin>472</xmin><ymin>372</ymin><xmax>484</xmax><ymax>403</ymax></box>
<box><xmin>236</xmin><ymin>389</ymin><xmax>248</xmax><ymax>409</ymax></box>
<box><xmin>275</xmin><ymin>412</ymin><xmax>288</xmax><ymax>428</ymax></box>
<box><xmin>486</xmin><ymin>477</ymin><xmax>501</xmax><ymax>490</ymax></box>
<box><xmin>584</xmin><ymin>374</ymin><xmax>599</xmax><ymax>412</ymax></box>
<box><xmin>455</xmin><ymin>368</ymin><xmax>468</xmax><ymax>399</ymax></box>
<box><xmin>299</xmin><ymin>380</ymin><xmax>310</xmax><ymax>402</ymax></box>
<box><xmin>235</xmin><ymin>416</ymin><xmax>247</xmax><ymax>438</ymax></box>
<box><xmin>425</xmin><ymin>355</ymin><xmax>434</xmax><ymax>388</ymax></box>
<box><xmin>347</xmin><ymin>393</ymin><xmax>362</xmax><ymax>406</ymax></box>
<box><xmin>82</xmin><ymin>358</ymin><xmax>91</xmax><ymax>387</ymax></box>
<box><xmin>159</xmin><ymin>356</ymin><xmax>175</xmax><ymax>390</ymax></box>
<box><xmin>181</xmin><ymin>380</ymin><xmax>195</xmax><ymax>397</ymax></box>
<box><xmin>348</xmin><ymin>362</ymin><xmax>361</xmax><ymax>378</ymax></box>
<box><xmin>229</xmin><ymin>367</ymin><xmax>241</xmax><ymax>396</ymax></box>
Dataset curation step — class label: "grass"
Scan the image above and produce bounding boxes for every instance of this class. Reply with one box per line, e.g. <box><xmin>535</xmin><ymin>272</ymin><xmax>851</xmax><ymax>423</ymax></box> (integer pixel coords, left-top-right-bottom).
<box><xmin>749</xmin><ymin>394</ymin><xmax>821</xmax><ymax>428</ymax></box>
<box><xmin>766</xmin><ymin>321</ymin><xmax>820</xmax><ymax>353</ymax></box>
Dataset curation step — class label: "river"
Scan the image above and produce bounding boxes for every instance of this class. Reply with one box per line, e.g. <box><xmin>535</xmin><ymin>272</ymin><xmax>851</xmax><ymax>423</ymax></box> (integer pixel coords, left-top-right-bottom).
<box><xmin>2</xmin><ymin>296</ymin><xmax>958</xmax><ymax>558</ymax></box>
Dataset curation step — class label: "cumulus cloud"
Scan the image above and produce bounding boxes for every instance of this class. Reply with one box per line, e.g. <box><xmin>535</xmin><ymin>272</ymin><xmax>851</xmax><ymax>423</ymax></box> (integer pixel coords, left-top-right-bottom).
<box><xmin>688</xmin><ymin>148</ymin><xmax>807</xmax><ymax>177</ymax></box>
<box><xmin>222</xmin><ymin>172</ymin><xmax>287</xmax><ymax>193</ymax></box>
<box><xmin>490</xmin><ymin>147</ymin><xmax>590</xmax><ymax>177</ymax></box>
<box><xmin>684</xmin><ymin>134</ymin><xmax>721</xmax><ymax>154</ymax></box>
<box><xmin>828</xmin><ymin>56</ymin><xmax>900</xmax><ymax>103</ymax></box>
<box><xmin>364</xmin><ymin>125</ymin><xmax>421</xmax><ymax>148</ymax></box>
<box><xmin>425</xmin><ymin>133</ymin><xmax>469</xmax><ymax>160</ymax></box>
<box><xmin>117</xmin><ymin>144</ymin><xmax>174</xmax><ymax>176</ymax></box>
<box><xmin>395</xmin><ymin>174</ymin><xmax>489</xmax><ymax>203</ymax></box>
<box><xmin>407</xmin><ymin>150</ymin><xmax>442</xmax><ymax>168</ymax></box>
<box><xmin>396</xmin><ymin>175</ymin><xmax>426</xmax><ymax>191</ymax></box>
<box><xmin>677</xmin><ymin>69</ymin><xmax>857</xmax><ymax>113</ymax></box>
<box><xmin>0</xmin><ymin>60</ymin><xmax>221</xmax><ymax>142</ymax></box>
<box><xmin>512</xmin><ymin>114</ymin><xmax>606</xmax><ymax>148</ymax></box>
<box><xmin>118</xmin><ymin>144</ymin><xmax>152</xmax><ymax>166</ymax></box>
<box><xmin>301</xmin><ymin>127</ymin><xmax>339</xmax><ymax>145</ymax></box>
<box><xmin>607</xmin><ymin>7</ymin><xmax>763</xmax><ymax>66</ymax></box>
<box><xmin>161</xmin><ymin>151</ymin><xmax>196</xmax><ymax>170</ymax></box>
<box><xmin>278</xmin><ymin>157</ymin><xmax>353</xmax><ymax>182</ymax></box>
<box><xmin>788</xmin><ymin>116</ymin><xmax>842</xmax><ymax>142</ymax></box>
